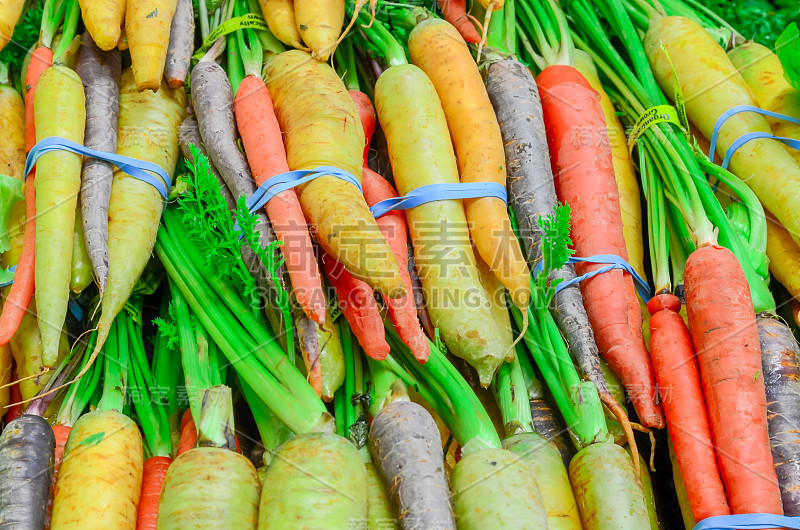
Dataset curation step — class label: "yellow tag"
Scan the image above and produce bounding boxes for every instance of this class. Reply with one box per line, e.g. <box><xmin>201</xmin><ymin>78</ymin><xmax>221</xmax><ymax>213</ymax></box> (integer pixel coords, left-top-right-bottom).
<box><xmin>627</xmin><ymin>104</ymin><xmax>682</xmax><ymax>151</ymax></box>
<box><xmin>193</xmin><ymin>14</ymin><xmax>269</xmax><ymax>60</ymax></box>
<box><xmin>660</xmin><ymin>43</ymin><xmax>690</xmax><ymax>136</ymax></box>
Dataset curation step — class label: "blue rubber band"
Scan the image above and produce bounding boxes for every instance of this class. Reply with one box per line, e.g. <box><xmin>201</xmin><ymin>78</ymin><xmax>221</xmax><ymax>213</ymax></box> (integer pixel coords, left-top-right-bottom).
<box><xmin>68</xmin><ymin>298</ymin><xmax>83</xmax><ymax>322</ymax></box>
<box><xmin>369</xmin><ymin>182</ymin><xmax>508</xmax><ymax>218</ymax></box>
<box><xmin>533</xmin><ymin>254</ymin><xmax>652</xmax><ymax>302</ymax></box>
<box><xmin>721</xmin><ymin>132</ymin><xmax>800</xmax><ymax>170</ymax></box>
<box><xmin>693</xmin><ymin>514</ymin><xmax>800</xmax><ymax>529</ymax></box>
<box><xmin>0</xmin><ymin>265</ymin><xmax>16</xmax><ymax>288</ymax></box>
<box><xmin>245</xmin><ymin>166</ymin><xmax>363</xmax><ymax>213</ymax></box>
<box><xmin>24</xmin><ymin>137</ymin><xmax>172</xmax><ymax>201</ymax></box>
<box><xmin>708</xmin><ymin>104</ymin><xmax>800</xmax><ymax>162</ymax></box>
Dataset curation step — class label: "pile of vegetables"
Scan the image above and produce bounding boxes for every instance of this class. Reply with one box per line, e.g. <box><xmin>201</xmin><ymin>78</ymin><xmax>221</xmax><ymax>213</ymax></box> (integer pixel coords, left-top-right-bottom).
<box><xmin>2</xmin><ymin>0</ymin><xmax>800</xmax><ymax>527</ymax></box>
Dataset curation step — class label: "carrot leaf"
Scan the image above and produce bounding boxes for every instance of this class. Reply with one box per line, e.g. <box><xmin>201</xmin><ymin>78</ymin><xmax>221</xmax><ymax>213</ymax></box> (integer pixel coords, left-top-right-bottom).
<box><xmin>536</xmin><ymin>202</ymin><xmax>574</xmax><ymax>304</ymax></box>
<box><xmin>179</xmin><ymin>145</ymin><xmax>261</xmax><ymax>314</ymax></box>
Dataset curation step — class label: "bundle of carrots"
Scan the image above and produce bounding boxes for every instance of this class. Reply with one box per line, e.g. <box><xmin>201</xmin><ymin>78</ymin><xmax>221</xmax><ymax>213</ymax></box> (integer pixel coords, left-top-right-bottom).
<box><xmin>2</xmin><ymin>0</ymin><xmax>800</xmax><ymax>527</ymax></box>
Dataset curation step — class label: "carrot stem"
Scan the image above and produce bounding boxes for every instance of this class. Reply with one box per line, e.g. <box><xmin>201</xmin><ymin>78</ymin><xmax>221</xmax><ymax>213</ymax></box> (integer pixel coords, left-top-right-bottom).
<box><xmin>97</xmin><ymin>315</ymin><xmax>129</xmax><ymax>413</ymax></box>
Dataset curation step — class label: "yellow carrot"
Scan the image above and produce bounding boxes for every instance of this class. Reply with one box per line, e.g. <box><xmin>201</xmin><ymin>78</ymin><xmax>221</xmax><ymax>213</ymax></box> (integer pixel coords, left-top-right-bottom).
<box><xmin>729</xmin><ymin>42</ymin><xmax>800</xmax><ymax>166</ymax></box>
<box><xmin>293</xmin><ymin>0</ymin><xmax>343</xmax><ymax>61</ymax></box>
<box><xmin>0</xmin><ymin>84</ymin><xmax>25</xmax><ymax>181</ymax></box>
<box><xmin>409</xmin><ymin>18</ymin><xmax>530</xmax><ymax>311</ymax></box>
<box><xmin>765</xmin><ymin>212</ymin><xmax>800</xmax><ymax>302</ymax></box>
<box><xmin>70</xmin><ymin>206</ymin><xmax>93</xmax><ymax>294</ymax></box>
<box><xmin>2</xmin><ymin>201</ymin><xmax>64</xmax><ymax>401</ymax></box>
<box><xmin>33</xmin><ymin>66</ymin><xmax>85</xmax><ymax>367</ymax></box>
<box><xmin>93</xmin><ymin>69</ymin><xmax>185</xmax><ymax>370</ymax></box>
<box><xmin>265</xmin><ymin>50</ymin><xmax>405</xmax><ymax>299</ymax></box>
<box><xmin>126</xmin><ymin>0</ymin><xmax>177</xmax><ymax>91</ymax></box>
<box><xmin>260</xmin><ymin>0</ymin><xmax>304</xmax><ymax>49</ymax></box>
<box><xmin>645</xmin><ymin>16</ymin><xmax>800</xmax><ymax>244</ymax></box>
<box><xmin>78</xmin><ymin>0</ymin><xmax>126</xmax><ymax>50</ymax></box>
<box><xmin>51</xmin><ymin>410</ymin><xmax>143</xmax><ymax>528</ymax></box>
<box><xmin>0</xmin><ymin>0</ymin><xmax>25</xmax><ymax>53</ymax></box>
<box><xmin>375</xmin><ymin>63</ymin><xmax>511</xmax><ymax>385</ymax></box>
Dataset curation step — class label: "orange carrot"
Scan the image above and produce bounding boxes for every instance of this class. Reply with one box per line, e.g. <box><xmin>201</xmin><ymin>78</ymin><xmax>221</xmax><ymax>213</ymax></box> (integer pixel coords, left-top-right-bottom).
<box><xmin>45</xmin><ymin>424</ymin><xmax>72</xmax><ymax>529</ymax></box>
<box><xmin>4</xmin><ymin>369</ymin><xmax>22</xmax><ymax>422</ymax></box>
<box><xmin>136</xmin><ymin>456</ymin><xmax>172</xmax><ymax>530</ymax></box>
<box><xmin>648</xmin><ymin>293</ymin><xmax>729</xmax><ymax>522</ymax></box>
<box><xmin>361</xmin><ymin>169</ymin><xmax>429</xmax><ymax>362</ymax></box>
<box><xmin>176</xmin><ymin>415</ymin><xmax>197</xmax><ymax>457</ymax></box>
<box><xmin>349</xmin><ymin>90</ymin><xmax>429</xmax><ymax>362</ymax></box>
<box><xmin>234</xmin><ymin>75</ymin><xmax>327</xmax><ymax>325</ymax></box>
<box><xmin>437</xmin><ymin>0</ymin><xmax>480</xmax><ymax>43</ymax></box>
<box><xmin>350</xmin><ymin>90</ymin><xmax>374</xmax><ymax>164</ymax></box>
<box><xmin>0</xmin><ymin>48</ymin><xmax>52</xmax><ymax>346</ymax></box>
<box><xmin>320</xmin><ymin>251</ymin><xmax>390</xmax><ymax>361</ymax></box>
<box><xmin>536</xmin><ymin>65</ymin><xmax>663</xmax><ymax>429</ymax></box>
<box><xmin>685</xmin><ymin>244</ymin><xmax>782</xmax><ymax>515</ymax></box>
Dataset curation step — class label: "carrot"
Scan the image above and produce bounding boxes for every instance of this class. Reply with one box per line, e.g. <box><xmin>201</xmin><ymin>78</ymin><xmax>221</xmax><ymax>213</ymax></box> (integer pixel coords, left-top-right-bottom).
<box><xmin>265</xmin><ymin>50</ymin><xmax>405</xmax><ymax>299</ymax></box>
<box><xmin>234</xmin><ymin>74</ymin><xmax>327</xmax><ymax>325</ymax></box>
<box><xmin>126</xmin><ymin>0</ymin><xmax>178</xmax><ymax>91</ymax></box>
<box><xmin>293</xmin><ymin>0</ymin><xmax>343</xmax><ymax>61</ymax></box>
<box><xmin>0</xmin><ymin>327</ymin><xmax>8</xmax><ymax>413</ymax></box>
<box><xmin>158</xmin><ymin>447</ymin><xmax>259</xmax><ymax>529</ymax></box>
<box><xmin>365</xmin><ymin>463</ymin><xmax>395</xmax><ymax>529</ymax></box>
<box><xmin>0</xmin><ymin>0</ymin><xmax>24</xmax><ymax>52</ymax></box>
<box><xmin>2</xmin><ymin>203</ymin><xmax>63</xmax><ymax>402</ymax></box>
<box><xmin>175</xmin><ymin>413</ymin><xmax>197</xmax><ymax>456</ymax></box>
<box><xmin>349</xmin><ymin>90</ymin><xmax>374</xmax><ymax>166</ymax></box>
<box><xmin>765</xmin><ymin>213</ymin><xmax>800</xmax><ymax>302</ymax></box>
<box><xmin>349</xmin><ymin>90</ymin><xmax>429</xmax><ymax>361</ymax></box>
<box><xmin>76</xmin><ymin>33</ymin><xmax>121</xmax><ymax>296</ymax></box>
<box><xmin>258</xmin><ymin>432</ymin><xmax>367</xmax><ymax>527</ymax></box>
<box><xmin>137</xmin><ymin>456</ymin><xmax>172</xmax><ymax>530</ymax></box>
<box><xmin>0</xmin><ymin>414</ymin><xmax>56</xmax><ymax>528</ymax></box>
<box><xmin>78</xmin><ymin>0</ymin><xmax>125</xmax><ymax>50</ymax></box>
<box><xmin>69</xmin><ymin>207</ymin><xmax>93</xmax><ymax>294</ymax></box>
<box><xmin>93</xmin><ymin>70</ymin><xmax>185</xmax><ymax>371</ymax></box>
<box><xmin>569</xmin><ymin>443</ymin><xmax>650</xmax><ymax>529</ymax></box>
<box><xmin>572</xmin><ymin>50</ymin><xmax>650</xmax><ymax>340</ymax></box>
<box><xmin>437</xmin><ymin>0</ymin><xmax>481</xmax><ymax>43</ymax></box>
<box><xmin>728</xmin><ymin>41</ymin><xmax>800</xmax><ymax>166</ymax></box>
<box><xmin>33</xmin><ymin>65</ymin><xmax>85</xmax><ymax>367</ymax></box>
<box><xmin>645</xmin><ymin>16</ymin><xmax>800</xmax><ymax>245</ymax></box>
<box><xmin>0</xmin><ymin>47</ymin><xmax>52</xmax><ymax>347</ymax></box>
<box><xmin>757</xmin><ymin>313</ymin><xmax>800</xmax><ymax>515</ymax></box>
<box><xmin>4</xmin><ymin>371</ymin><xmax>21</xmax><ymax>422</ymax></box>
<box><xmin>0</xmin><ymin>82</ymin><xmax>25</xmax><ymax>182</ymax></box>
<box><xmin>362</xmin><ymin>169</ymin><xmax>430</xmax><ymax>362</ymax></box>
<box><xmin>536</xmin><ymin>64</ymin><xmax>663</xmax><ymax>429</ymax></box>
<box><xmin>261</xmin><ymin>0</ymin><xmax>304</xmax><ymax>49</ymax></box>
<box><xmin>409</xmin><ymin>18</ymin><xmax>531</xmax><ymax>311</ymax></box>
<box><xmin>375</xmin><ymin>63</ymin><xmax>511</xmax><ymax>386</ymax></box>
<box><xmin>452</xmin><ymin>447</ymin><xmax>548</xmax><ymax>527</ymax></box>
<box><xmin>647</xmin><ymin>293</ymin><xmax>730</xmax><ymax>521</ymax></box>
<box><xmin>503</xmin><ymin>434</ymin><xmax>581</xmax><ymax>530</ymax></box>
<box><xmin>530</xmin><ymin>395</ymin><xmax>575</xmax><ymax>467</ymax></box>
<box><xmin>45</xmin><ymin>424</ymin><xmax>71</xmax><ymax>527</ymax></box>
<box><xmin>369</xmin><ymin>400</ymin><xmax>454</xmax><ymax>528</ymax></box>
<box><xmin>51</xmin><ymin>410</ymin><xmax>144</xmax><ymax>528</ymax></box>
<box><xmin>485</xmin><ymin>58</ymin><xmax>616</xmax><ymax>414</ymax></box>
<box><xmin>684</xmin><ymin>244</ymin><xmax>782</xmax><ymax>514</ymax></box>
<box><xmin>320</xmin><ymin>251</ymin><xmax>390</xmax><ymax>360</ymax></box>
<box><xmin>165</xmin><ymin>0</ymin><xmax>193</xmax><ymax>88</ymax></box>
<box><xmin>669</xmin><ymin>434</ymin><xmax>697</xmax><ymax>529</ymax></box>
